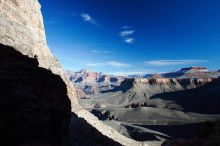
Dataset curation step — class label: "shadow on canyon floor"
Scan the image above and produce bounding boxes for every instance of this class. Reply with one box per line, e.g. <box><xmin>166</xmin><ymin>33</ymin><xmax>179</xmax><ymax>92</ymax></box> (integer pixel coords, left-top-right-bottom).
<box><xmin>161</xmin><ymin>120</ymin><xmax>220</xmax><ymax>146</ymax></box>
<box><xmin>150</xmin><ymin>79</ymin><xmax>220</xmax><ymax>114</ymax></box>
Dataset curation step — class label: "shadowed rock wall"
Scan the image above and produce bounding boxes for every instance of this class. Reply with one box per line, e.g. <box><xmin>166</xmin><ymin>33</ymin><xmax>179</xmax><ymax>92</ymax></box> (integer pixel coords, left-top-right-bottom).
<box><xmin>0</xmin><ymin>43</ymin><xmax>71</xmax><ymax>146</ymax></box>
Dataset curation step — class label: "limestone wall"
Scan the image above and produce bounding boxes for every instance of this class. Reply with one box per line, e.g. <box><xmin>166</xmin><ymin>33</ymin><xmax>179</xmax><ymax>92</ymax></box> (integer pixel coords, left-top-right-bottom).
<box><xmin>0</xmin><ymin>0</ymin><xmax>78</xmax><ymax>104</ymax></box>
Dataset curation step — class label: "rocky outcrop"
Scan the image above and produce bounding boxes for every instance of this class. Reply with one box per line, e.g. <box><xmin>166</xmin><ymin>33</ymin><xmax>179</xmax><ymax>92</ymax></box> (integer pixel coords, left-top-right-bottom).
<box><xmin>0</xmin><ymin>44</ymin><xmax>71</xmax><ymax>146</ymax></box>
<box><xmin>0</xmin><ymin>0</ymin><xmax>77</xmax><ymax>104</ymax></box>
<box><xmin>0</xmin><ymin>0</ymin><xmax>58</xmax><ymax>71</ymax></box>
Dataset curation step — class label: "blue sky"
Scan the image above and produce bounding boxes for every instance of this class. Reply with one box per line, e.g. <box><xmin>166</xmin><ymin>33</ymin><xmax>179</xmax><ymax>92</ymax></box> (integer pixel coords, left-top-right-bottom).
<box><xmin>39</xmin><ymin>0</ymin><xmax>220</xmax><ymax>75</ymax></box>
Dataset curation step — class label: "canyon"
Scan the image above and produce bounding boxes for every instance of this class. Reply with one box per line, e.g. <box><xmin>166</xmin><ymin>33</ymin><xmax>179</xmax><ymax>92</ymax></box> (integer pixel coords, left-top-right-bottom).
<box><xmin>0</xmin><ymin>1</ymin><xmax>157</xmax><ymax>146</ymax></box>
<box><xmin>0</xmin><ymin>0</ymin><xmax>219</xmax><ymax>146</ymax></box>
<box><xmin>70</xmin><ymin>68</ymin><xmax>220</xmax><ymax>145</ymax></box>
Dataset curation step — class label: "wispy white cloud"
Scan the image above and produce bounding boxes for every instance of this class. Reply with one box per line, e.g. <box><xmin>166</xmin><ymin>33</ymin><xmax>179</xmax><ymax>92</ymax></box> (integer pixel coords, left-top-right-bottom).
<box><xmin>107</xmin><ymin>69</ymin><xmax>155</xmax><ymax>76</ymax></box>
<box><xmin>87</xmin><ymin>63</ymin><xmax>105</xmax><ymax>67</ymax></box>
<box><xmin>144</xmin><ymin>60</ymin><xmax>208</xmax><ymax>66</ymax></box>
<box><xmin>120</xmin><ymin>26</ymin><xmax>135</xmax><ymax>44</ymax></box>
<box><xmin>87</xmin><ymin>61</ymin><xmax>131</xmax><ymax>68</ymax></box>
<box><xmin>122</xmin><ymin>26</ymin><xmax>133</xmax><ymax>29</ymax></box>
<box><xmin>91</xmin><ymin>50</ymin><xmax>111</xmax><ymax>54</ymax></box>
<box><xmin>124</xmin><ymin>38</ymin><xmax>134</xmax><ymax>44</ymax></box>
<box><xmin>120</xmin><ymin>30</ymin><xmax>135</xmax><ymax>37</ymax></box>
<box><xmin>81</xmin><ymin>13</ymin><xmax>100</xmax><ymax>26</ymax></box>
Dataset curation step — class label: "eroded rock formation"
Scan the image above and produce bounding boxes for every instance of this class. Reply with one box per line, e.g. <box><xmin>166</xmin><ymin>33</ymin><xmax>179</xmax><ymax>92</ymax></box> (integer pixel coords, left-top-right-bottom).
<box><xmin>0</xmin><ymin>0</ymin><xmax>77</xmax><ymax>104</ymax></box>
<box><xmin>118</xmin><ymin>77</ymin><xmax>216</xmax><ymax>111</ymax></box>
<box><xmin>68</xmin><ymin>69</ymin><xmax>124</xmax><ymax>96</ymax></box>
<box><xmin>0</xmin><ymin>44</ymin><xmax>71</xmax><ymax>146</ymax></box>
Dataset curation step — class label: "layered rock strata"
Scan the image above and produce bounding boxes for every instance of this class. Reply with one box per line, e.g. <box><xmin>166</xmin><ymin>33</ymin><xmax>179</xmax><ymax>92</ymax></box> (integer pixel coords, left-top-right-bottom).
<box><xmin>0</xmin><ymin>0</ymin><xmax>77</xmax><ymax>104</ymax></box>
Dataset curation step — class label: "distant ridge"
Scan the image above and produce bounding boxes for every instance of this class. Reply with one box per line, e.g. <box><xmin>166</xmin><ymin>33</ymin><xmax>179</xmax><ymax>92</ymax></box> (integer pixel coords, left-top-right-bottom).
<box><xmin>68</xmin><ymin>69</ymin><xmax>124</xmax><ymax>96</ymax></box>
<box><xmin>113</xmin><ymin>67</ymin><xmax>220</xmax><ymax>79</ymax></box>
<box><xmin>161</xmin><ymin>66</ymin><xmax>220</xmax><ymax>78</ymax></box>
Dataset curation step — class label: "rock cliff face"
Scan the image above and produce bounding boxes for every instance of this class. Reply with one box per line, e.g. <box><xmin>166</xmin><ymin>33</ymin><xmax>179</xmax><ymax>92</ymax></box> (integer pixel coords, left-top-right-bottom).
<box><xmin>117</xmin><ymin>77</ymin><xmax>212</xmax><ymax>97</ymax></box>
<box><xmin>0</xmin><ymin>44</ymin><xmax>71</xmax><ymax>146</ymax></box>
<box><xmin>0</xmin><ymin>0</ymin><xmax>153</xmax><ymax>146</ymax></box>
<box><xmin>116</xmin><ymin>77</ymin><xmax>214</xmax><ymax>110</ymax></box>
<box><xmin>0</xmin><ymin>0</ymin><xmax>53</xmax><ymax>67</ymax></box>
<box><xmin>0</xmin><ymin>0</ymin><xmax>77</xmax><ymax>104</ymax></box>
